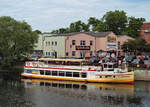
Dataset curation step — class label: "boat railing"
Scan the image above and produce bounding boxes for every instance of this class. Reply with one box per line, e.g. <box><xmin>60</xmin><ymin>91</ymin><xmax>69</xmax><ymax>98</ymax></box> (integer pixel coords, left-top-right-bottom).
<box><xmin>25</xmin><ymin>61</ymin><xmax>100</xmax><ymax>71</ymax></box>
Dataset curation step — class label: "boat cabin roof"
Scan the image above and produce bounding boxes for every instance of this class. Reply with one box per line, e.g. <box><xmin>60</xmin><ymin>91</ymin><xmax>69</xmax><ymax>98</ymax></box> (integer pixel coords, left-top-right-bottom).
<box><xmin>38</xmin><ymin>58</ymin><xmax>88</xmax><ymax>62</ymax></box>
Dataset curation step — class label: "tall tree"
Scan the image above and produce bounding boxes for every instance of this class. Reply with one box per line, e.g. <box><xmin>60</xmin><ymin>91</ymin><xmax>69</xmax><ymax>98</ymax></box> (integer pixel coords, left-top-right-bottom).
<box><xmin>0</xmin><ymin>16</ymin><xmax>38</xmax><ymax>68</ymax></box>
<box><xmin>51</xmin><ymin>20</ymin><xmax>89</xmax><ymax>34</ymax></box>
<box><xmin>69</xmin><ymin>20</ymin><xmax>89</xmax><ymax>32</ymax></box>
<box><xmin>34</xmin><ymin>29</ymin><xmax>42</xmax><ymax>34</ymax></box>
<box><xmin>102</xmin><ymin>10</ymin><xmax>128</xmax><ymax>35</ymax></box>
<box><xmin>50</xmin><ymin>10</ymin><xmax>146</xmax><ymax>38</ymax></box>
<box><xmin>126</xmin><ymin>17</ymin><xmax>145</xmax><ymax>38</ymax></box>
<box><xmin>122</xmin><ymin>38</ymin><xmax>148</xmax><ymax>55</ymax></box>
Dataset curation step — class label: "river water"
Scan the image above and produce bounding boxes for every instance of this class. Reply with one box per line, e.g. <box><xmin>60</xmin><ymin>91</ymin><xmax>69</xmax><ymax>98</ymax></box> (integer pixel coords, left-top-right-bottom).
<box><xmin>0</xmin><ymin>73</ymin><xmax>150</xmax><ymax>107</ymax></box>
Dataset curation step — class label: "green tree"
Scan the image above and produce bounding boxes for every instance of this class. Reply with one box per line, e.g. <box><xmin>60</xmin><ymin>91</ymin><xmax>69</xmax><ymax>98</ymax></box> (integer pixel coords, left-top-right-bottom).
<box><xmin>51</xmin><ymin>28</ymin><xmax>70</xmax><ymax>34</ymax></box>
<box><xmin>0</xmin><ymin>16</ymin><xmax>38</xmax><ymax>68</ymax></box>
<box><xmin>34</xmin><ymin>29</ymin><xmax>42</xmax><ymax>34</ymax></box>
<box><xmin>122</xmin><ymin>38</ymin><xmax>148</xmax><ymax>55</ymax></box>
<box><xmin>50</xmin><ymin>10</ymin><xmax>146</xmax><ymax>38</ymax></box>
<box><xmin>102</xmin><ymin>10</ymin><xmax>128</xmax><ymax>35</ymax></box>
<box><xmin>126</xmin><ymin>17</ymin><xmax>145</xmax><ymax>38</ymax></box>
<box><xmin>88</xmin><ymin>17</ymin><xmax>105</xmax><ymax>32</ymax></box>
<box><xmin>51</xmin><ymin>20</ymin><xmax>89</xmax><ymax>34</ymax></box>
<box><xmin>69</xmin><ymin>20</ymin><xmax>89</xmax><ymax>32</ymax></box>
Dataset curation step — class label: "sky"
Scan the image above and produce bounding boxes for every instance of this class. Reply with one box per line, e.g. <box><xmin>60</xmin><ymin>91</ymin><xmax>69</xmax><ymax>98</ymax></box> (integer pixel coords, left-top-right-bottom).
<box><xmin>0</xmin><ymin>0</ymin><xmax>150</xmax><ymax>32</ymax></box>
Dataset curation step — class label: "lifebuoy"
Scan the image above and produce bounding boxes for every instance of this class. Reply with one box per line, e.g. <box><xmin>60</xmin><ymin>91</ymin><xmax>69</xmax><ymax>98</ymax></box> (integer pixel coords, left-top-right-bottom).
<box><xmin>26</xmin><ymin>62</ymin><xmax>30</xmax><ymax>66</ymax></box>
<box><xmin>32</xmin><ymin>62</ymin><xmax>37</xmax><ymax>67</ymax></box>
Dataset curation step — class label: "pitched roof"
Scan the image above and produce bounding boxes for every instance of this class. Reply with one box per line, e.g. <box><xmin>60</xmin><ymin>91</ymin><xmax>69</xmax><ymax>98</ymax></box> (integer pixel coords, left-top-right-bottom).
<box><xmin>50</xmin><ymin>32</ymin><xmax>113</xmax><ymax>37</ymax></box>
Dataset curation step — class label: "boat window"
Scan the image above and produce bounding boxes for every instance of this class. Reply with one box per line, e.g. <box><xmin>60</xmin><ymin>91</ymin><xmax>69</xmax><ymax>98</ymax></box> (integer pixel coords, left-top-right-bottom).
<box><xmin>73</xmin><ymin>72</ymin><xmax>80</xmax><ymax>77</ymax></box>
<box><xmin>26</xmin><ymin>70</ymin><xmax>32</xmax><ymax>74</ymax></box>
<box><xmin>104</xmin><ymin>64</ymin><xmax>107</xmax><ymax>68</ymax></box>
<box><xmin>66</xmin><ymin>72</ymin><xmax>72</xmax><ymax>77</ymax></box>
<box><xmin>108</xmin><ymin>65</ymin><xmax>113</xmax><ymax>68</ymax></box>
<box><xmin>108</xmin><ymin>69</ymin><xmax>114</xmax><ymax>71</ymax></box>
<box><xmin>45</xmin><ymin>71</ymin><xmax>51</xmax><ymax>75</ymax></box>
<box><xmin>81</xmin><ymin>72</ymin><xmax>87</xmax><ymax>78</ymax></box>
<box><xmin>59</xmin><ymin>71</ymin><xmax>65</xmax><ymax>76</ymax></box>
<box><xmin>113</xmin><ymin>64</ymin><xmax>118</xmax><ymax>68</ymax></box>
<box><xmin>40</xmin><ymin>70</ymin><xmax>44</xmax><ymax>75</ymax></box>
<box><xmin>52</xmin><ymin>71</ymin><xmax>58</xmax><ymax>76</ymax></box>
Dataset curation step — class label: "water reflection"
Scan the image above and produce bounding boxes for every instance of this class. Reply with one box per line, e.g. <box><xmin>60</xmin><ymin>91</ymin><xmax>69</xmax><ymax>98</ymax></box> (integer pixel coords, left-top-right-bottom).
<box><xmin>0</xmin><ymin>76</ymin><xmax>150</xmax><ymax>107</ymax></box>
<box><xmin>22</xmin><ymin>79</ymin><xmax>136</xmax><ymax>107</ymax></box>
<box><xmin>0</xmin><ymin>79</ymin><xmax>34</xmax><ymax>107</ymax></box>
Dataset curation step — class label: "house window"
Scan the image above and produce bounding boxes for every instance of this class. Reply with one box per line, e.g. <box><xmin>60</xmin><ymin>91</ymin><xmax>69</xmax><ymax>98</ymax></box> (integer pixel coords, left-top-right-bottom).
<box><xmin>72</xmin><ymin>40</ymin><xmax>76</xmax><ymax>45</ymax></box>
<box><xmin>52</xmin><ymin>41</ymin><xmax>54</xmax><ymax>45</ymax></box>
<box><xmin>90</xmin><ymin>40</ymin><xmax>93</xmax><ymax>45</ymax></box>
<box><xmin>46</xmin><ymin>42</ymin><xmax>48</xmax><ymax>46</ymax></box>
<box><xmin>48</xmin><ymin>42</ymin><xmax>50</xmax><ymax>46</ymax></box>
<box><xmin>52</xmin><ymin>52</ymin><xmax>55</xmax><ymax>56</ymax></box>
<box><xmin>48</xmin><ymin>52</ymin><xmax>50</xmax><ymax>56</ymax></box>
<box><xmin>55</xmin><ymin>41</ymin><xmax>57</xmax><ymax>46</ymax></box>
<box><xmin>72</xmin><ymin>51</ymin><xmax>75</xmax><ymax>56</ymax></box>
<box><xmin>80</xmin><ymin>40</ymin><xmax>85</xmax><ymax>46</ymax></box>
<box><xmin>80</xmin><ymin>52</ymin><xmax>85</xmax><ymax>58</ymax></box>
<box><xmin>118</xmin><ymin>51</ymin><xmax>120</xmax><ymax>56</ymax></box>
<box><xmin>90</xmin><ymin>51</ymin><xmax>93</xmax><ymax>57</ymax></box>
<box><xmin>66</xmin><ymin>52</ymin><xmax>69</xmax><ymax>56</ymax></box>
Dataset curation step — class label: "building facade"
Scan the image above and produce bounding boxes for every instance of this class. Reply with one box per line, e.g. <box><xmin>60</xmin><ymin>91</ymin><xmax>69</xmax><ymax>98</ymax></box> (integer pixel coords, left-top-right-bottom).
<box><xmin>117</xmin><ymin>35</ymin><xmax>134</xmax><ymax>56</ymax></box>
<box><xmin>43</xmin><ymin>35</ymin><xmax>65</xmax><ymax>58</ymax></box>
<box><xmin>140</xmin><ymin>22</ymin><xmax>150</xmax><ymax>44</ymax></box>
<box><xmin>34</xmin><ymin>32</ymin><xmax>133</xmax><ymax>58</ymax></box>
<box><xmin>64</xmin><ymin>32</ymin><xmax>117</xmax><ymax>58</ymax></box>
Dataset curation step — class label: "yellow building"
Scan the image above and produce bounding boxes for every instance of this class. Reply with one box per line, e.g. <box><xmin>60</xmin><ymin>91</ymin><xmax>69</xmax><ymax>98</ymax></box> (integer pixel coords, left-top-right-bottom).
<box><xmin>43</xmin><ymin>35</ymin><xmax>65</xmax><ymax>58</ymax></box>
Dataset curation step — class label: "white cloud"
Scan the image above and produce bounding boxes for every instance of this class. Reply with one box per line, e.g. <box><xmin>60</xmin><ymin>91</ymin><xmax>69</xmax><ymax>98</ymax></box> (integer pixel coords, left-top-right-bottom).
<box><xmin>0</xmin><ymin>0</ymin><xmax>149</xmax><ymax>32</ymax></box>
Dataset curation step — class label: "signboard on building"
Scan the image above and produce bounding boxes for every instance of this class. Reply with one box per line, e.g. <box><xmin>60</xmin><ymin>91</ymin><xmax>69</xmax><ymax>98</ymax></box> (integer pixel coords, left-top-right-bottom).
<box><xmin>107</xmin><ymin>42</ymin><xmax>117</xmax><ymax>48</ymax></box>
<box><xmin>76</xmin><ymin>46</ymin><xmax>90</xmax><ymax>50</ymax></box>
<box><xmin>107</xmin><ymin>35</ymin><xmax>117</xmax><ymax>49</ymax></box>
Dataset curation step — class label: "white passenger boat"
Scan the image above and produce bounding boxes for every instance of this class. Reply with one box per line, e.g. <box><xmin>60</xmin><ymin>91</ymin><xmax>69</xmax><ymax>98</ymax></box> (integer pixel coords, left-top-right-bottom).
<box><xmin>21</xmin><ymin>58</ymin><xmax>134</xmax><ymax>84</ymax></box>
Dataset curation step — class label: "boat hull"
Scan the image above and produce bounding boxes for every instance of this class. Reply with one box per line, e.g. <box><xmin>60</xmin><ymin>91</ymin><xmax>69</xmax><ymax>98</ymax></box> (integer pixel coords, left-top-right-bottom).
<box><xmin>21</xmin><ymin>70</ymin><xmax>134</xmax><ymax>84</ymax></box>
